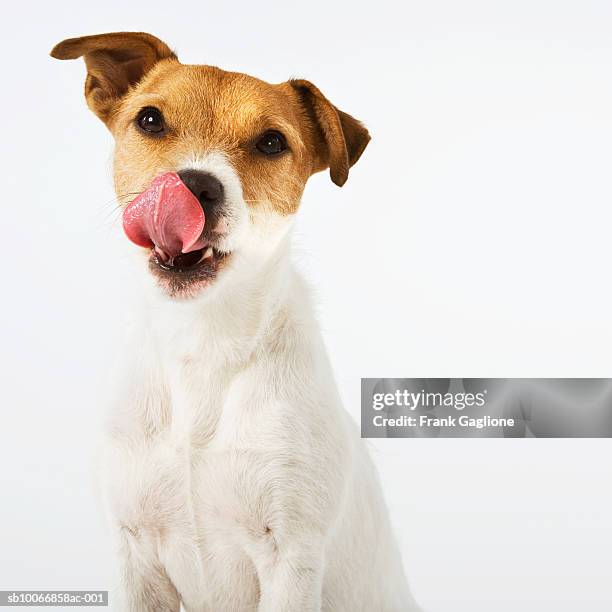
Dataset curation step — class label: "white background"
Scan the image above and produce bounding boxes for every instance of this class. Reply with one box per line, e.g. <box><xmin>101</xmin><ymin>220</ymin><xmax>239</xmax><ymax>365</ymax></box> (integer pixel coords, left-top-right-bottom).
<box><xmin>1</xmin><ymin>1</ymin><xmax>611</xmax><ymax>610</ymax></box>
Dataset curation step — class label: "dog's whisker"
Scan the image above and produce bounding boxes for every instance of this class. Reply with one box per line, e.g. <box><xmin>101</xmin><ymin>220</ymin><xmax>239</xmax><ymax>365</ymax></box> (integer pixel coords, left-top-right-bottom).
<box><xmin>92</xmin><ymin>193</ymin><xmax>143</xmax><ymax>232</ymax></box>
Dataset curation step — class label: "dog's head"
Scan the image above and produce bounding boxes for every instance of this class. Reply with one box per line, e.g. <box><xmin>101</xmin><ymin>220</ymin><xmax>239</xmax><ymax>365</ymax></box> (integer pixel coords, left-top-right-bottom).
<box><xmin>51</xmin><ymin>32</ymin><xmax>370</xmax><ymax>299</ymax></box>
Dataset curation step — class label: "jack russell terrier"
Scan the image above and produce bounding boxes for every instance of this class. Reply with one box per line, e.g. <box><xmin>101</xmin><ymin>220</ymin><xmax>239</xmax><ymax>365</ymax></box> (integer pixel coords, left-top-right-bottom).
<box><xmin>51</xmin><ymin>31</ymin><xmax>418</xmax><ymax>612</ymax></box>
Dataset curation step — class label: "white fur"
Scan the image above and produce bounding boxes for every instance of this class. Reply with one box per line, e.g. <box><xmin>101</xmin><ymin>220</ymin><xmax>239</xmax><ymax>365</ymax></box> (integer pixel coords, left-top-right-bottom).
<box><xmin>100</xmin><ymin>152</ymin><xmax>418</xmax><ymax>611</ymax></box>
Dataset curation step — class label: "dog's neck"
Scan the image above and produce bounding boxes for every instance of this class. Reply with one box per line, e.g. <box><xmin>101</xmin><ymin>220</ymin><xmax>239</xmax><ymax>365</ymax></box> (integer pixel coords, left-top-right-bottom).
<box><xmin>126</xmin><ymin>234</ymin><xmax>307</xmax><ymax>439</ymax></box>
<box><xmin>117</xmin><ymin>230</ymin><xmax>320</xmax><ymax>440</ymax></box>
<box><xmin>142</xmin><ymin>233</ymin><xmax>296</xmax><ymax>373</ymax></box>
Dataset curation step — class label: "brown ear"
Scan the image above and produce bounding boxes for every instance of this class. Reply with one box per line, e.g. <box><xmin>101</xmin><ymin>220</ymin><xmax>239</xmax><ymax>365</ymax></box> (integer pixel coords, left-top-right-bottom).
<box><xmin>290</xmin><ymin>79</ymin><xmax>370</xmax><ymax>186</ymax></box>
<box><xmin>51</xmin><ymin>32</ymin><xmax>176</xmax><ymax>124</ymax></box>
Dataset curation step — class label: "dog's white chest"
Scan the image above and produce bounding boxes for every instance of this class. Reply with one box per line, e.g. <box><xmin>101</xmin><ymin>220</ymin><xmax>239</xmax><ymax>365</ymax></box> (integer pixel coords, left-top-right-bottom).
<box><xmin>101</xmin><ymin>277</ymin><xmax>414</xmax><ymax>611</ymax></box>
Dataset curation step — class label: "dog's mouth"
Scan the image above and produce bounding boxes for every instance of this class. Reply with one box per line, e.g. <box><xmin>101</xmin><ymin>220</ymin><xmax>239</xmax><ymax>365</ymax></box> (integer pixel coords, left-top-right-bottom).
<box><xmin>148</xmin><ymin>241</ymin><xmax>232</xmax><ymax>298</ymax></box>
<box><xmin>151</xmin><ymin>243</ymin><xmax>229</xmax><ymax>273</ymax></box>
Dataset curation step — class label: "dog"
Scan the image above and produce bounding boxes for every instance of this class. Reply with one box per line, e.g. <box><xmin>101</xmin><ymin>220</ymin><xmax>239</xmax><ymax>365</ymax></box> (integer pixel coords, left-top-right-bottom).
<box><xmin>52</xmin><ymin>31</ymin><xmax>418</xmax><ymax>612</ymax></box>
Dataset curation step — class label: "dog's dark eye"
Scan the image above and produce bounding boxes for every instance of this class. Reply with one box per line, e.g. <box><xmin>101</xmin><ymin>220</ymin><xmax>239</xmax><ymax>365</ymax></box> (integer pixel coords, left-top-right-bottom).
<box><xmin>137</xmin><ymin>108</ymin><xmax>165</xmax><ymax>134</ymax></box>
<box><xmin>255</xmin><ymin>131</ymin><xmax>287</xmax><ymax>155</ymax></box>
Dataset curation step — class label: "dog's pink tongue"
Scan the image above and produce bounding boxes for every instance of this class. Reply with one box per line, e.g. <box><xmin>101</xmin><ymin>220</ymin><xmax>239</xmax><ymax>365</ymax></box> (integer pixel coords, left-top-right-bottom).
<box><xmin>122</xmin><ymin>172</ymin><xmax>206</xmax><ymax>258</ymax></box>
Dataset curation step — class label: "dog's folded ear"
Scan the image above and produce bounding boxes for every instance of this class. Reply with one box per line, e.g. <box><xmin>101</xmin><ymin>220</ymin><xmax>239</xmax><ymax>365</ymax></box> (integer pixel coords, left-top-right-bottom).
<box><xmin>290</xmin><ymin>80</ymin><xmax>370</xmax><ymax>187</ymax></box>
<box><xmin>51</xmin><ymin>32</ymin><xmax>176</xmax><ymax>124</ymax></box>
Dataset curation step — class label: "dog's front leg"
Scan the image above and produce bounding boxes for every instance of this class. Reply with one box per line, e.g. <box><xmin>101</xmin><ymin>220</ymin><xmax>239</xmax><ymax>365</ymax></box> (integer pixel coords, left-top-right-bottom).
<box><xmin>116</xmin><ymin>525</ymin><xmax>181</xmax><ymax>612</ymax></box>
<box><xmin>104</xmin><ymin>453</ymin><xmax>184</xmax><ymax>612</ymax></box>
<box><xmin>256</xmin><ymin>541</ymin><xmax>324</xmax><ymax>612</ymax></box>
<box><xmin>100</xmin><ymin>343</ymin><xmax>184</xmax><ymax>612</ymax></box>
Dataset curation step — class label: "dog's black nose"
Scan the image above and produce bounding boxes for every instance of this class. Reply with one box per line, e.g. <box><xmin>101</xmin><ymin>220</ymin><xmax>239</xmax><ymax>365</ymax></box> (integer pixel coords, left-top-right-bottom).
<box><xmin>177</xmin><ymin>170</ymin><xmax>224</xmax><ymax>222</ymax></box>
